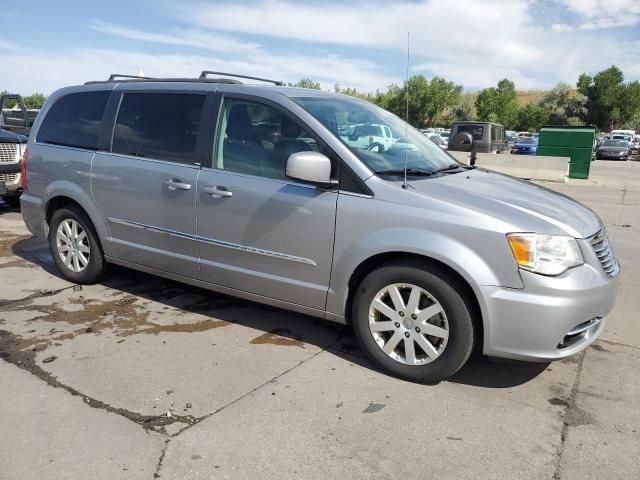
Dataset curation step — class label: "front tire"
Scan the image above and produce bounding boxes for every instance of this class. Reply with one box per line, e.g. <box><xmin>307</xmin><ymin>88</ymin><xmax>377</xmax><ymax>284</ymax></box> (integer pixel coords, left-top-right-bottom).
<box><xmin>352</xmin><ymin>261</ymin><xmax>475</xmax><ymax>383</ymax></box>
<box><xmin>48</xmin><ymin>206</ymin><xmax>107</xmax><ymax>284</ymax></box>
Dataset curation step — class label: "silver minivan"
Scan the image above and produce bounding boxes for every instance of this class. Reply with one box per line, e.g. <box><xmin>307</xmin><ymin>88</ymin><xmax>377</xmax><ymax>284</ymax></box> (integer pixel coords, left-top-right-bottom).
<box><xmin>20</xmin><ymin>73</ymin><xmax>619</xmax><ymax>382</ymax></box>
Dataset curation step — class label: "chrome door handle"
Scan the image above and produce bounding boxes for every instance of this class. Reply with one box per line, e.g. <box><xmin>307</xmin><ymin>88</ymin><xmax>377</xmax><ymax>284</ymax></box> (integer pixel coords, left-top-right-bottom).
<box><xmin>164</xmin><ymin>179</ymin><xmax>192</xmax><ymax>191</ymax></box>
<box><xmin>203</xmin><ymin>186</ymin><xmax>233</xmax><ymax>198</ymax></box>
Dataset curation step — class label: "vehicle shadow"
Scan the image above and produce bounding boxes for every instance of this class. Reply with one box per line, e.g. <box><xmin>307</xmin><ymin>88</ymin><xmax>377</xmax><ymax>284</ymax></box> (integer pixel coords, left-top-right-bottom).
<box><xmin>11</xmin><ymin>236</ymin><xmax>549</xmax><ymax>389</ymax></box>
<box><xmin>0</xmin><ymin>201</ymin><xmax>20</xmax><ymax>215</ymax></box>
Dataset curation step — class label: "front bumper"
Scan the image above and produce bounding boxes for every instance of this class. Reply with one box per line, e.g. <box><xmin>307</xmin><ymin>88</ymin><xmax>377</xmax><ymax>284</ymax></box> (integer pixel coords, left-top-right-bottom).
<box><xmin>480</xmin><ymin>260</ymin><xmax>618</xmax><ymax>362</ymax></box>
<box><xmin>597</xmin><ymin>152</ymin><xmax>628</xmax><ymax>160</ymax></box>
<box><xmin>0</xmin><ymin>162</ymin><xmax>21</xmax><ymax>195</ymax></box>
<box><xmin>0</xmin><ymin>175</ymin><xmax>21</xmax><ymax>195</ymax></box>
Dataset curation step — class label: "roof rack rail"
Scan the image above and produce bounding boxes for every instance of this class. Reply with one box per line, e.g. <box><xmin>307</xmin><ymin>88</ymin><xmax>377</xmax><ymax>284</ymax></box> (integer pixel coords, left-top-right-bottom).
<box><xmin>85</xmin><ymin>77</ymin><xmax>242</xmax><ymax>85</ymax></box>
<box><xmin>108</xmin><ymin>74</ymin><xmax>156</xmax><ymax>81</ymax></box>
<box><xmin>199</xmin><ymin>71</ymin><xmax>284</xmax><ymax>86</ymax></box>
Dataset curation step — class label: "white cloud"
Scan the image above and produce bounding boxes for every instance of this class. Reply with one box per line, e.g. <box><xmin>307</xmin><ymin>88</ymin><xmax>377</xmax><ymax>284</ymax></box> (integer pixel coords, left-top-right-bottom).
<box><xmin>0</xmin><ymin>42</ymin><xmax>398</xmax><ymax>95</ymax></box>
<box><xmin>174</xmin><ymin>0</ymin><xmax>640</xmax><ymax>89</ymax></box>
<box><xmin>88</xmin><ymin>20</ymin><xmax>263</xmax><ymax>54</ymax></box>
<box><xmin>179</xmin><ymin>0</ymin><xmax>539</xmax><ymax>63</ymax></box>
<box><xmin>550</xmin><ymin>23</ymin><xmax>575</xmax><ymax>33</ymax></box>
<box><xmin>556</xmin><ymin>0</ymin><xmax>640</xmax><ymax>29</ymax></box>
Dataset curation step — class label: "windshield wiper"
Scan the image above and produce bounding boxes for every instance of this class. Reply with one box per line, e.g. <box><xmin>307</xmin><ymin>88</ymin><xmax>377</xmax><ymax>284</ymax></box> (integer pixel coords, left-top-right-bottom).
<box><xmin>432</xmin><ymin>163</ymin><xmax>464</xmax><ymax>173</ymax></box>
<box><xmin>375</xmin><ymin>168</ymin><xmax>433</xmax><ymax>176</ymax></box>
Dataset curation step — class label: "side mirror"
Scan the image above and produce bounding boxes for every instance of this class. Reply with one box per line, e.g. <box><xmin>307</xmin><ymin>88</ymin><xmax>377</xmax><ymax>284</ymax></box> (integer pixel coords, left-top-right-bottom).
<box><xmin>286</xmin><ymin>151</ymin><xmax>337</xmax><ymax>186</ymax></box>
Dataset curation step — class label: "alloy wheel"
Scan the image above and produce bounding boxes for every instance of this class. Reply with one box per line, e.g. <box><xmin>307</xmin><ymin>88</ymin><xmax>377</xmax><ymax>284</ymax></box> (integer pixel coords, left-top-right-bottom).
<box><xmin>55</xmin><ymin>219</ymin><xmax>90</xmax><ymax>273</ymax></box>
<box><xmin>368</xmin><ymin>283</ymin><xmax>449</xmax><ymax>365</ymax></box>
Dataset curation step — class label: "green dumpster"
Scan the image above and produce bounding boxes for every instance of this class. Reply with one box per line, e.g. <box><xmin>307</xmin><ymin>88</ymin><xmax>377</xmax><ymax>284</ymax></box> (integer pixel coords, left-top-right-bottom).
<box><xmin>537</xmin><ymin>126</ymin><xmax>596</xmax><ymax>179</ymax></box>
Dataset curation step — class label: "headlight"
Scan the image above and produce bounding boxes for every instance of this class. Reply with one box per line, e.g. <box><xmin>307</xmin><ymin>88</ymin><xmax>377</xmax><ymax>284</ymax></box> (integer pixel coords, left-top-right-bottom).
<box><xmin>507</xmin><ymin>233</ymin><xmax>583</xmax><ymax>276</ymax></box>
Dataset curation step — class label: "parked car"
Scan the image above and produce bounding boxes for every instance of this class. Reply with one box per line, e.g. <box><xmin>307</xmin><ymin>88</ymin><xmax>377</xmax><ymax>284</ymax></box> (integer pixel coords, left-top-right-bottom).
<box><xmin>596</xmin><ymin>140</ymin><xmax>630</xmax><ymax>160</ymax></box>
<box><xmin>610</xmin><ymin>134</ymin><xmax>632</xmax><ymax>145</ymax></box>
<box><xmin>517</xmin><ymin>131</ymin><xmax>533</xmax><ymax>139</ymax></box>
<box><xmin>630</xmin><ymin>135</ymin><xmax>640</xmax><ymax>156</ymax></box>
<box><xmin>0</xmin><ymin>128</ymin><xmax>27</xmax><ymax>206</ymax></box>
<box><xmin>511</xmin><ymin>137</ymin><xmax>538</xmax><ymax>155</ymax></box>
<box><xmin>427</xmin><ymin>133</ymin><xmax>447</xmax><ymax>149</ymax></box>
<box><xmin>611</xmin><ymin>129</ymin><xmax>635</xmax><ymax>141</ymax></box>
<box><xmin>21</xmin><ymin>72</ymin><xmax>619</xmax><ymax>382</ymax></box>
<box><xmin>0</xmin><ymin>93</ymin><xmax>32</xmax><ymax>207</ymax></box>
<box><xmin>341</xmin><ymin>123</ymin><xmax>396</xmax><ymax>151</ymax></box>
<box><xmin>448</xmin><ymin>121</ymin><xmax>509</xmax><ymax>153</ymax></box>
<box><xmin>1</xmin><ymin>93</ymin><xmax>39</xmax><ymax>136</ymax></box>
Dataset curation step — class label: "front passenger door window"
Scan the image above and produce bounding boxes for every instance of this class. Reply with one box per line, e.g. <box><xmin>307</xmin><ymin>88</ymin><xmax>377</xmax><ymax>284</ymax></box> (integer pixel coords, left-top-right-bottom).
<box><xmin>214</xmin><ymin>99</ymin><xmax>321</xmax><ymax>180</ymax></box>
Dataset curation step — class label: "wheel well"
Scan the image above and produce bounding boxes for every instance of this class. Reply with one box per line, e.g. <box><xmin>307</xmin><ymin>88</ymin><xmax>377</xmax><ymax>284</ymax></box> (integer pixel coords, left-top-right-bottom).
<box><xmin>45</xmin><ymin>196</ymin><xmax>84</xmax><ymax>225</ymax></box>
<box><xmin>345</xmin><ymin>252</ymin><xmax>483</xmax><ymax>349</ymax></box>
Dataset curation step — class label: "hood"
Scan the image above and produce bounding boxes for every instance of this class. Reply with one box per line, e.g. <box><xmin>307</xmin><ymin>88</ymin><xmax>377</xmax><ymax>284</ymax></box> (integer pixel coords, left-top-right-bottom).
<box><xmin>598</xmin><ymin>145</ymin><xmax>627</xmax><ymax>152</ymax></box>
<box><xmin>407</xmin><ymin>169</ymin><xmax>601</xmax><ymax>238</ymax></box>
<box><xmin>0</xmin><ymin>128</ymin><xmax>27</xmax><ymax>144</ymax></box>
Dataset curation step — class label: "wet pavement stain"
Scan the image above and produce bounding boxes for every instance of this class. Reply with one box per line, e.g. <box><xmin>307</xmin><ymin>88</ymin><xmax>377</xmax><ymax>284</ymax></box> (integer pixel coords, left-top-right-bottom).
<box><xmin>0</xmin><ymin>258</ymin><xmax>40</xmax><ymax>269</ymax></box>
<box><xmin>0</xmin><ymin>292</ymin><xmax>232</xmax><ymax>344</ymax></box>
<box><xmin>548</xmin><ymin>397</ymin><xmax>569</xmax><ymax>407</ymax></box>
<box><xmin>250</xmin><ymin>328</ymin><xmax>305</xmax><ymax>348</ymax></box>
<box><xmin>0</xmin><ymin>233</ymin><xmax>31</xmax><ymax>257</ymax></box>
<box><xmin>120</xmin><ymin>318</ymin><xmax>230</xmax><ymax>337</ymax></box>
<box><xmin>362</xmin><ymin>402</ymin><xmax>386</xmax><ymax>414</ymax></box>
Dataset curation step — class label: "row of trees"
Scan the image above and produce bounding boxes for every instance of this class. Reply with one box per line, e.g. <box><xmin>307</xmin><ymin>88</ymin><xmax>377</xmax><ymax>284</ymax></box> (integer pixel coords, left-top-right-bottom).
<box><xmin>290</xmin><ymin>65</ymin><xmax>640</xmax><ymax>132</ymax></box>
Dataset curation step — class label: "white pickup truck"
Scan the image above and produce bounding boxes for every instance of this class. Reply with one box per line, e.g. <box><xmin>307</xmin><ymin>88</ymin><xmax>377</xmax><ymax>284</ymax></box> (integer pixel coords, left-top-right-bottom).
<box><xmin>1</xmin><ymin>94</ymin><xmax>36</xmax><ymax>207</ymax></box>
<box><xmin>341</xmin><ymin>123</ymin><xmax>397</xmax><ymax>151</ymax></box>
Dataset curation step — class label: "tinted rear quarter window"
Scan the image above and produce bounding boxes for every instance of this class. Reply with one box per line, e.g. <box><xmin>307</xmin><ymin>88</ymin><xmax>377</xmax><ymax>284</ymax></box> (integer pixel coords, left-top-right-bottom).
<box><xmin>112</xmin><ymin>93</ymin><xmax>205</xmax><ymax>164</ymax></box>
<box><xmin>37</xmin><ymin>91</ymin><xmax>111</xmax><ymax>150</ymax></box>
<box><xmin>457</xmin><ymin>124</ymin><xmax>484</xmax><ymax>141</ymax></box>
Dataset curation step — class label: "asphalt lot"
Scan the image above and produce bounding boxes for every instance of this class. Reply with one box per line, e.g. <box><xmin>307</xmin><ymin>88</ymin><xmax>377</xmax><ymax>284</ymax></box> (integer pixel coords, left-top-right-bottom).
<box><xmin>1</xmin><ymin>160</ymin><xmax>639</xmax><ymax>479</ymax></box>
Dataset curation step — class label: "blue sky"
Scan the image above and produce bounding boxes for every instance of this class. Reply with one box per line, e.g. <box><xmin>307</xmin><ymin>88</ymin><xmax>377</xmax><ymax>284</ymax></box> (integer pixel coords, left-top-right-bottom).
<box><xmin>1</xmin><ymin>0</ymin><xmax>639</xmax><ymax>95</ymax></box>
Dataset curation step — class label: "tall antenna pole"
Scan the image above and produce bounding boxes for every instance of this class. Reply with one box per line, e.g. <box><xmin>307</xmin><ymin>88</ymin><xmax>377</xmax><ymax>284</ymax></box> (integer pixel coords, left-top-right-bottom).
<box><xmin>402</xmin><ymin>31</ymin><xmax>410</xmax><ymax>189</ymax></box>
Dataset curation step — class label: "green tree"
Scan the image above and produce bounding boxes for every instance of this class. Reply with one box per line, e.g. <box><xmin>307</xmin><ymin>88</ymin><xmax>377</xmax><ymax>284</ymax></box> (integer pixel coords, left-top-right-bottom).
<box><xmin>475</xmin><ymin>79</ymin><xmax>519</xmax><ymax>128</ymax></box>
<box><xmin>384</xmin><ymin>75</ymin><xmax>462</xmax><ymax>127</ymax></box>
<box><xmin>539</xmin><ymin>83</ymin><xmax>586</xmax><ymax>125</ymax></box>
<box><xmin>515</xmin><ymin>103</ymin><xmax>549</xmax><ymax>131</ymax></box>
<box><xmin>576</xmin><ymin>65</ymin><xmax>639</xmax><ymax>130</ymax></box>
<box><xmin>450</xmin><ymin>93</ymin><xmax>476</xmax><ymax>122</ymax></box>
<box><xmin>23</xmin><ymin>93</ymin><xmax>46</xmax><ymax>109</ymax></box>
<box><xmin>288</xmin><ymin>78</ymin><xmax>321</xmax><ymax>90</ymax></box>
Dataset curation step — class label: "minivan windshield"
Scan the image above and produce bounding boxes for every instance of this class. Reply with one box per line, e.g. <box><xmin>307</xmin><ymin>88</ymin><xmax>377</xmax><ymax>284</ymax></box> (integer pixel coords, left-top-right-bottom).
<box><xmin>294</xmin><ymin>96</ymin><xmax>461</xmax><ymax>176</ymax></box>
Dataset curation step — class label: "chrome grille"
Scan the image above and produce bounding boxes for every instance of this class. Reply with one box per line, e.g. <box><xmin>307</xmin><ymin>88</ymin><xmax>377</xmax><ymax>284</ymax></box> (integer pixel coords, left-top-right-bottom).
<box><xmin>0</xmin><ymin>143</ymin><xmax>19</xmax><ymax>163</ymax></box>
<box><xmin>0</xmin><ymin>173</ymin><xmax>19</xmax><ymax>184</ymax></box>
<box><xmin>590</xmin><ymin>228</ymin><xmax>619</xmax><ymax>277</ymax></box>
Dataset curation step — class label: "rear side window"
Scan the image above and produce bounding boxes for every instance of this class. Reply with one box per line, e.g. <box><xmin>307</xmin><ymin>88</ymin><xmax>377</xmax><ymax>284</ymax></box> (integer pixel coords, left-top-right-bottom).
<box><xmin>112</xmin><ymin>93</ymin><xmax>205</xmax><ymax>164</ymax></box>
<box><xmin>37</xmin><ymin>91</ymin><xmax>110</xmax><ymax>150</ymax></box>
<box><xmin>491</xmin><ymin>126</ymin><xmax>504</xmax><ymax>141</ymax></box>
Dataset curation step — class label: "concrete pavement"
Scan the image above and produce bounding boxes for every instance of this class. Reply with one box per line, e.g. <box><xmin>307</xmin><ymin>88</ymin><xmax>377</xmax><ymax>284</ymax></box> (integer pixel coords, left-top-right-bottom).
<box><xmin>0</xmin><ymin>160</ymin><xmax>638</xmax><ymax>479</ymax></box>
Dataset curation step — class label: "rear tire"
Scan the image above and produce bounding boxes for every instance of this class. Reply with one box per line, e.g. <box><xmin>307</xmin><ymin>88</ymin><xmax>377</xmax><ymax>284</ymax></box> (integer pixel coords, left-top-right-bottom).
<box><xmin>48</xmin><ymin>206</ymin><xmax>108</xmax><ymax>284</ymax></box>
<box><xmin>352</xmin><ymin>261</ymin><xmax>475</xmax><ymax>383</ymax></box>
